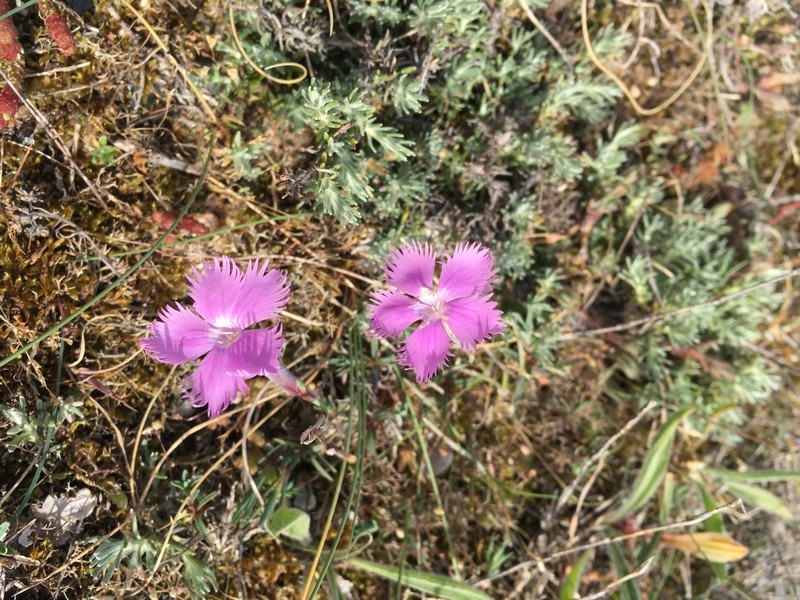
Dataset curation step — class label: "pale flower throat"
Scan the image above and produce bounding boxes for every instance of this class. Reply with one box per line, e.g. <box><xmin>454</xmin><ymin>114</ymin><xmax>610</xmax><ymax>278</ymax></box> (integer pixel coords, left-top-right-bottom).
<box><xmin>211</xmin><ymin>325</ymin><xmax>242</xmax><ymax>347</ymax></box>
<box><xmin>415</xmin><ymin>286</ymin><xmax>447</xmax><ymax>323</ymax></box>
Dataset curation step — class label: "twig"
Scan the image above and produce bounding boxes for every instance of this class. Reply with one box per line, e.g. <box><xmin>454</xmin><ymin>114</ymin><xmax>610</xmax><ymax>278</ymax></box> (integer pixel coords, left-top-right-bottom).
<box><xmin>617</xmin><ymin>0</ymin><xmax>701</xmax><ymax>53</ymax></box>
<box><xmin>145</xmin><ymin>398</ymin><xmax>292</xmax><ymax>585</ymax></box>
<box><xmin>135</xmin><ymin>390</ymin><xmax>281</xmax><ymax>510</ymax></box>
<box><xmin>0</xmin><ymin>69</ymin><xmax>113</xmax><ymax>213</ymax></box>
<box><xmin>85</xmin><ymin>395</ymin><xmax>134</xmax><ymax>491</ymax></box>
<box><xmin>0</xmin><ymin>135</ymin><xmax>217</xmax><ymax>368</ymax></box>
<box><xmin>581</xmin><ymin>555</ymin><xmax>657</xmax><ymax>600</ymax></box>
<box><xmin>23</xmin><ymin>61</ymin><xmax>92</xmax><ymax>78</ymax></box>
<box><xmin>26</xmin><ymin>205</ymin><xmax>120</xmax><ymax>276</ymax></box>
<box><xmin>71</xmin><ymin>348</ymin><xmax>143</xmax><ymax>374</ymax></box>
<box><xmin>581</xmin><ymin>0</ymin><xmax>712</xmax><ymax>116</ymax></box>
<box><xmin>120</xmin><ymin>0</ymin><xmax>218</xmax><ymax>122</ymax></box>
<box><xmin>129</xmin><ymin>364</ymin><xmax>178</xmax><ymax>502</ymax></box>
<box><xmin>620</xmin><ymin>0</ymin><xmax>647</xmax><ymax>69</ymax></box>
<box><xmin>567</xmin><ymin>453</ymin><xmax>606</xmax><ymax>543</ymax></box>
<box><xmin>22</xmin><ymin>522</ymin><xmax>127</xmax><ymax>590</ymax></box>
<box><xmin>241</xmin><ymin>394</ymin><xmax>266</xmax><ymax>508</ymax></box>
<box><xmin>558</xmin><ymin>267</ymin><xmax>800</xmax><ymax>341</ymax></box>
<box><xmin>483</xmin><ymin>501</ymin><xmax>741</xmax><ymax>583</ymax></box>
<box><xmin>566</xmin><ymin>501</ymin><xmax>740</xmax><ymax>557</ymax></box>
<box><xmin>771</xmin><ymin>193</ymin><xmax>800</xmax><ymax>206</ymax></box>
<box><xmin>515</xmin><ymin>0</ymin><xmax>573</xmax><ymax>75</ymax></box>
<box><xmin>554</xmin><ymin>401</ymin><xmax>657</xmax><ymax>515</ymax></box>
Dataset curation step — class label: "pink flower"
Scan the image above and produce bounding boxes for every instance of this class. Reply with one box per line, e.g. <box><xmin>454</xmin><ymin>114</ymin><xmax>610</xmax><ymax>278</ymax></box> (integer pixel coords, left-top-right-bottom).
<box><xmin>139</xmin><ymin>257</ymin><xmax>308</xmax><ymax>417</ymax></box>
<box><xmin>368</xmin><ymin>241</ymin><xmax>504</xmax><ymax>382</ymax></box>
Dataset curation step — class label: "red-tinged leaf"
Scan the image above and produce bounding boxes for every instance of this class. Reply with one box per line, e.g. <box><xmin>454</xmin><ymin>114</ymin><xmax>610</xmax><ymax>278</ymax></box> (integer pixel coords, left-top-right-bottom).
<box><xmin>769</xmin><ymin>201</ymin><xmax>800</xmax><ymax>225</ymax></box>
<box><xmin>45</xmin><ymin>12</ymin><xmax>76</xmax><ymax>56</ymax></box>
<box><xmin>0</xmin><ymin>0</ymin><xmax>22</xmax><ymax>62</ymax></box>
<box><xmin>0</xmin><ymin>86</ymin><xmax>21</xmax><ymax>130</ymax></box>
<box><xmin>152</xmin><ymin>211</ymin><xmax>210</xmax><ymax>236</ymax></box>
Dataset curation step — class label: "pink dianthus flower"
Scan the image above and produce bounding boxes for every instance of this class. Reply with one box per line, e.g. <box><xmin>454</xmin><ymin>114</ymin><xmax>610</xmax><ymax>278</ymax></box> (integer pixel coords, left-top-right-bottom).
<box><xmin>368</xmin><ymin>241</ymin><xmax>504</xmax><ymax>382</ymax></box>
<box><xmin>139</xmin><ymin>257</ymin><xmax>308</xmax><ymax>417</ymax></box>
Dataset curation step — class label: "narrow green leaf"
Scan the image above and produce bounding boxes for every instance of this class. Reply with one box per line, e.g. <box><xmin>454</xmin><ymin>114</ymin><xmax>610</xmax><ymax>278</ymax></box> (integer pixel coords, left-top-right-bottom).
<box><xmin>695</xmin><ymin>484</ymin><xmax>727</xmax><ymax>579</ymax></box>
<box><xmin>347</xmin><ymin>558</ymin><xmax>491</xmax><ymax>600</ymax></box>
<box><xmin>704</xmin><ymin>467</ymin><xmax>800</xmax><ymax>484</ymax></box>
<box><xmin>267</xmin><ymin>507</ymin><xmax>311</xmax><ymax>542</ymax></box>
<box><xmin>659</xmin><ymin>473</ymin><xmax>675</xmax><ymax>525</ymax></box>
<box><xmin>607</xmin><ymin>408</ymin><xmax>694</xmax><ymax>522</ymax></box>
<box><xmin>697</xmin><ymin>484</ymin><xmax>723</xmax><ymax>533</ymax></box>
<box><xmin>559</xmin><ymin>551</ymin><xmax>591</xmax><ymax>600</ymax></box>
<box><xmin>607</xmin><ymin>542</ymin><xmax>641</xmax><ymax>600</ymax></box>
<box><xmin>725</xmin><ymin>481</ymin><xmax>793</xmax><ymax>520</ymax></box>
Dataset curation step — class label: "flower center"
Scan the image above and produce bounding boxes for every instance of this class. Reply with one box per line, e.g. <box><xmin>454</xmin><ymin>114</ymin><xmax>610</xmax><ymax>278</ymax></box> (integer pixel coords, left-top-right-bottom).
<box><xmin>417</xmin><ymin>287</ymin><xmax>447</xmax><ymax>321</ymax></box>
<box><xmin>211</xmin><ymin>325</ymin><xmax>242</xmax><ymax>347</ymax></box>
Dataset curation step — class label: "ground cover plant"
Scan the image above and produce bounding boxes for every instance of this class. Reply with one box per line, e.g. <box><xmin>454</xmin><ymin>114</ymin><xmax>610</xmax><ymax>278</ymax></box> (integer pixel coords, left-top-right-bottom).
<box><xmin>1</xmin><ymin>0</ymin><xmax>799</xmax><ymax>597</ymax></box>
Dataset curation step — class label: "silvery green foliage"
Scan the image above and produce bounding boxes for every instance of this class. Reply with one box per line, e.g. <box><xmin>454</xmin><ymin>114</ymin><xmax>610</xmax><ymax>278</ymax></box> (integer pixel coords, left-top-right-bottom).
<box><xmin>204</xmin><ymin>0</ymin><xmax>780</xmax><ymax>438</ymax></box>
<box><xmin>598</xmin><ymin>191</ymin><xmax>780</xmax><ymax>429</ymax></box>
<box><xmin>299</xmin><ymin>82</ymin><xmax>415</xmax><ymax>223</ymax></box>
<box><xmin>209</xmin><ymin>0</ymin><xmax>626</xmax><ymax>226</ymax></box>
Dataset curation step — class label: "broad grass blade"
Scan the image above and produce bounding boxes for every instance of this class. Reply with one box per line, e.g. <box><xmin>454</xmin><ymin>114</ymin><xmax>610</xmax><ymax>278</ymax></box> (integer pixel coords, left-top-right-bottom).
<box><xmin>607</xmin><ymin>408</ymin><xmax>694</xmax><ymax>522</ymax></box>
<box><xmin>347</xmin><ymin>558</ymin><xmax>491</xmax><ymax>600</ymax></box>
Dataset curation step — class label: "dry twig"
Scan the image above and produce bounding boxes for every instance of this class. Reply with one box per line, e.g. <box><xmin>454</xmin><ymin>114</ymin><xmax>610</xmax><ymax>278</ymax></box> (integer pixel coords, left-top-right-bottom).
<box><xmin>484</xmin><ymin>501</ymin><xmax>742</xmax><ymax>583</ymax></box>
<box><xmin>580</xmin><ymin>0</ymin><xmax>712</xmax><ymax>116</ymax></box>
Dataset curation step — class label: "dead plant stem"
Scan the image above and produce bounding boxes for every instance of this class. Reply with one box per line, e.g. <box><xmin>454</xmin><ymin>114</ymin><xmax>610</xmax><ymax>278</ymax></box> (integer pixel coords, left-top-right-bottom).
<box><xmin>145</xmin><ymin>399</ymin><xmax>291</xmax><ymax>585</ymax></box>
<box><xmin>558</xmin><ymin>267</ymin><xmax>800</xmax><ymax>341</ymax></box>
<box><xmin>554</xmin><ymin>401</ymin><xmax>657</xmax><ymax>515</ymax></box>
<box><xmin>582</xmin><ymin>555</ymin><xmax>657</xmax><ymax>600</ymax></box>
<box><xmin>484</xmin><ymin>501</ymin><xmax>740</xmax><ymax>582</ymax></box>
<box><xmin>580</xmin><ymin>0</ymin><xmax>712</xmax><ymax>116</ymax></box>
<box><xmin>228</xmin><ymin>6</ymin><xmax>307</xmax><ymax>85</ymax></box>
<box><xmin>120</xmin><ymin>0</ymin><xmax>218</xmax><ymax>123</ymax></box>
<box><xmin>515</xmin><ymin>0</ymin><xmax>573</xmax><ymax>75</ymax></box>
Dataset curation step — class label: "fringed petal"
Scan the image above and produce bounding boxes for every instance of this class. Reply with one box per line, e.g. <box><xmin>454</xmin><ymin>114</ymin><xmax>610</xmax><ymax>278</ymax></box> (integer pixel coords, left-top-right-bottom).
<box><xmin>187</xmin><ymin>257</ymin><xmax>289</xmax><ymax>329</ymax></box>
<box><xmin>226</xmin><ymin>327</ymin><xmax>285</xmax><ymax>378</ymax></box>
<box><xmin>186</xmin><ymin>257</ymin><xmax>245</xmax><ymax>327</ymax></box>
<box><xmin>445</xmin><ymin>295</ymin><xmax>504</xmax><ymax>351</ymax></box>
<box><xmin>368</xmin><ymin>290</ymin><xmax>421</xmax><ymax>337</ymax></box>
<box><xmin>438</xmin><ymin>242</ymin><xmax>496</xmax><ymax>300</ymax></box>
<box><xmin>398</xmin><ymin>320</ymin><xmax>452</xmax><ymax>382</ymax></box>
<box><xmin>184</xmin><ymin>348</ymin><xmax>250</xmax><ymax>418</ymax></box>
<box><xmin>383</xmin><ymin>241</ymin><xmax>436</xmax><ymax>296</ymax></box>
<box><xmin>139</xmin><ymin>304</ymin><xmax>215</xmax><ymax>364</ymax></box>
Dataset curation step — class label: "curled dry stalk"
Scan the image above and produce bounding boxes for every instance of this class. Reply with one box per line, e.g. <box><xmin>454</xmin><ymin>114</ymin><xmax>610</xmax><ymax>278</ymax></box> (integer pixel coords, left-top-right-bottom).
<box><xmin>580</xmin><ymin>0</ymin><xmax>713</xmax><ymax>116</ymax></box>
<box><xmin>228</xmin><ymin>5</ymin><xmax>308</xmax><ymax>85</ymax></box>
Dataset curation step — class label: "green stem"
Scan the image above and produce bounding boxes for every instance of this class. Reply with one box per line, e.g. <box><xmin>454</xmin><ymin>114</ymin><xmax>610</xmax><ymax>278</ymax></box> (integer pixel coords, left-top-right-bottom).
<box><xmin>15</xmin><ymin>339</ymin><xmax>64</xmax><ymax>516</ymax></box>
<box><xmin>308</xmin><ymin>323</ymin><xmax>368</xmax><ymax>598</ymax></box>
<box><xmin>403</xmin><ymin>381</ymin><xmax>462</xmax><ymax>579</ymax></box>
<box><xmin>0</xmin><ymin>0</ymin><xmax>38</xmax><ymax>21</ymax></box>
